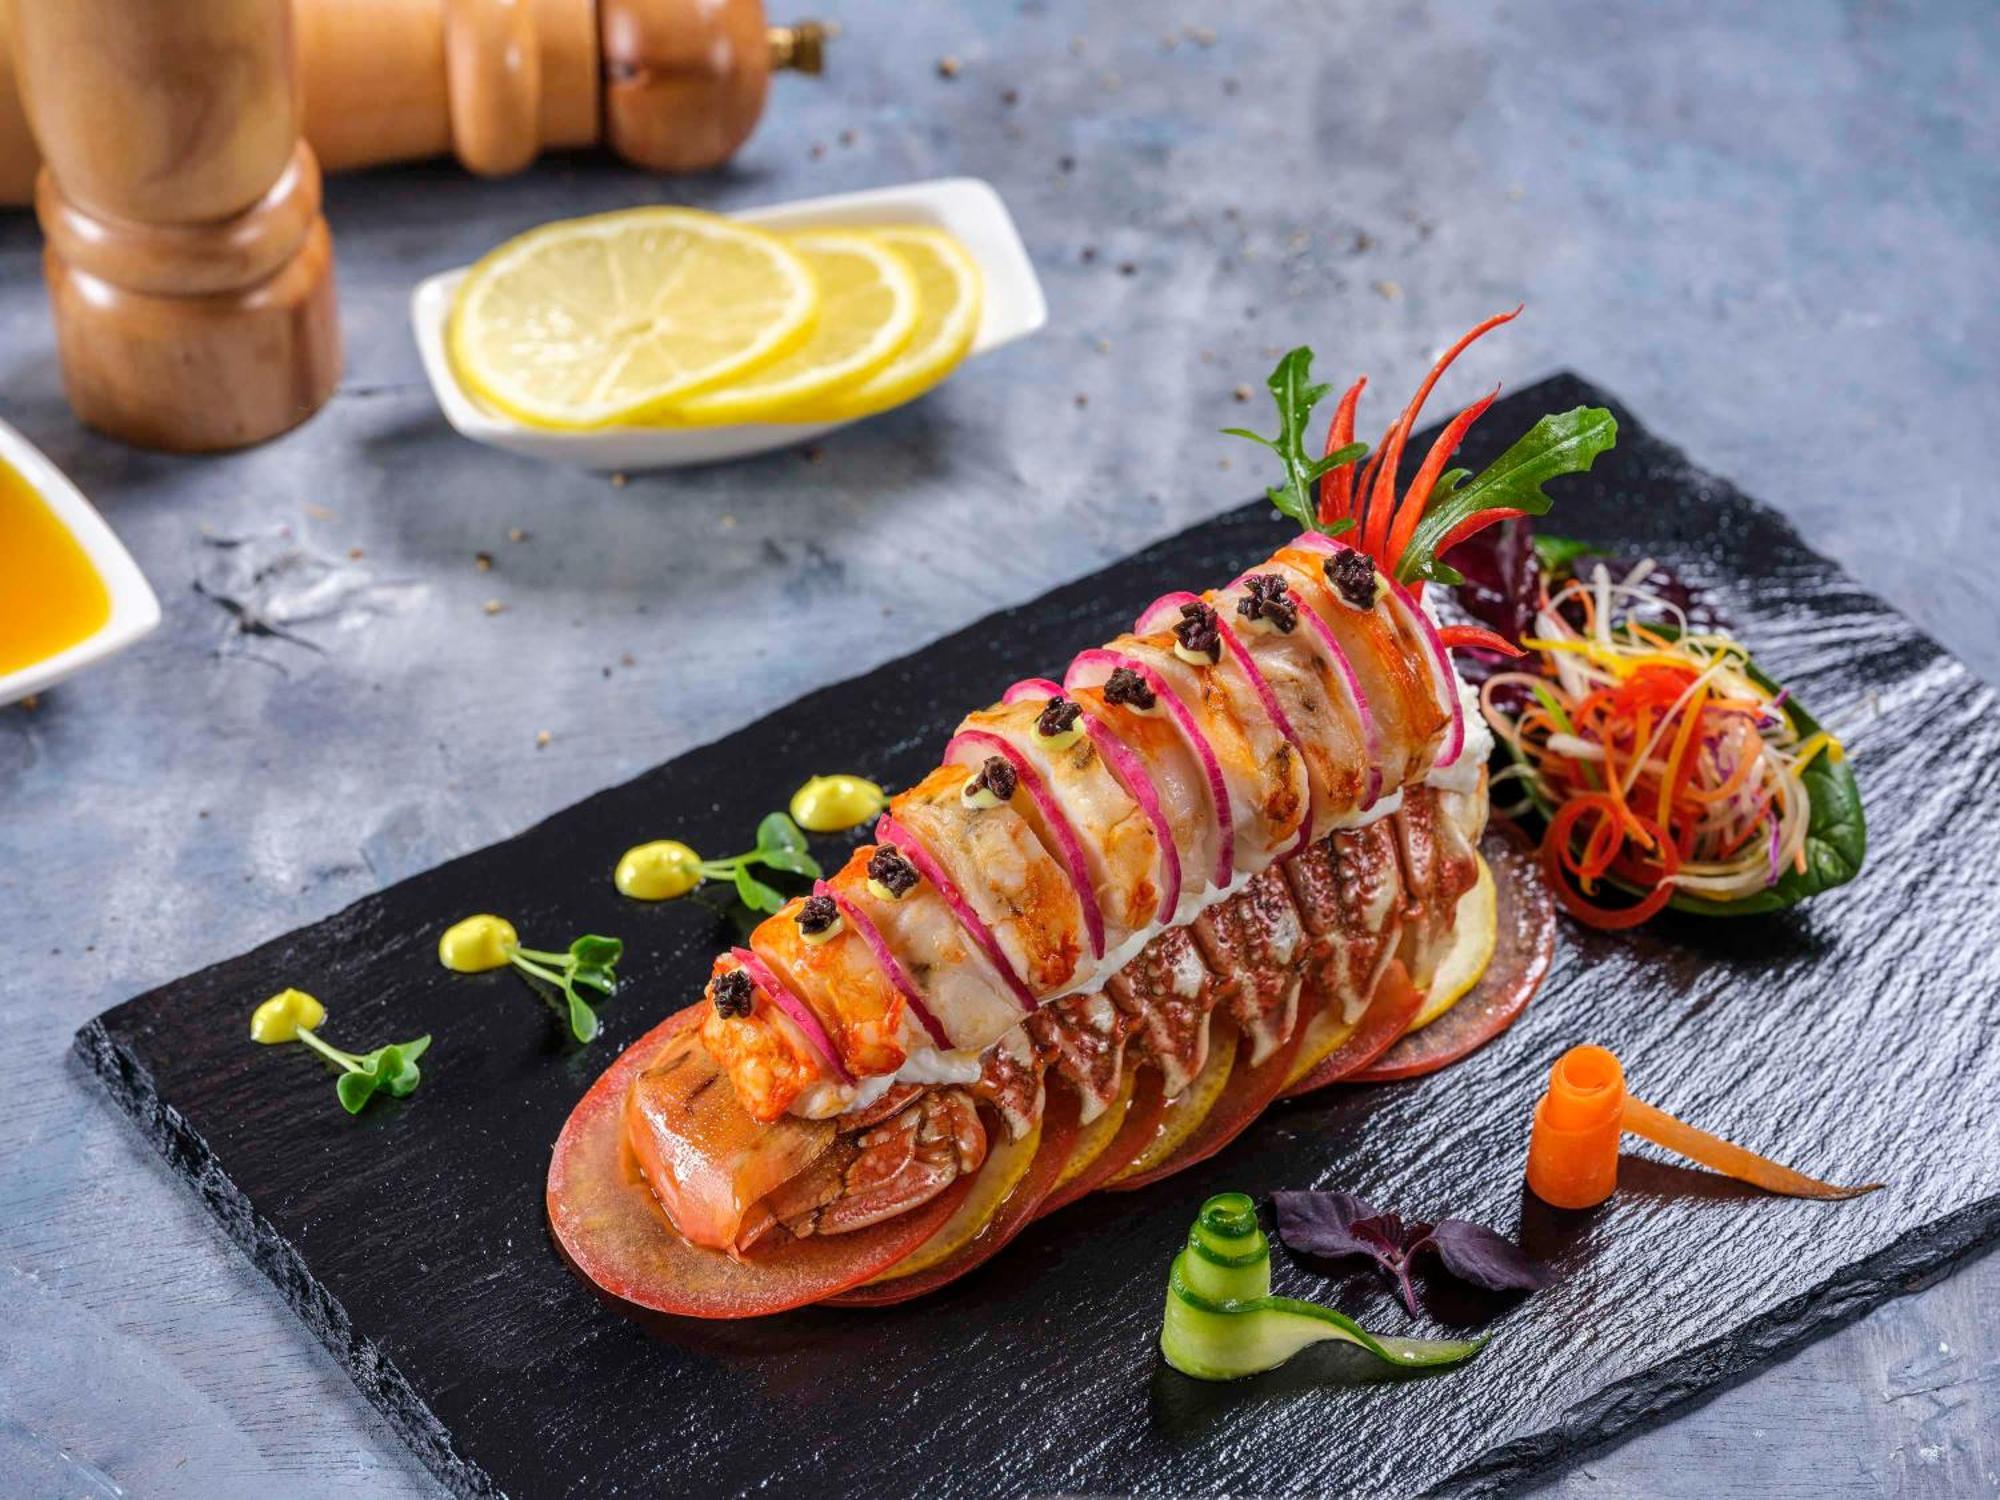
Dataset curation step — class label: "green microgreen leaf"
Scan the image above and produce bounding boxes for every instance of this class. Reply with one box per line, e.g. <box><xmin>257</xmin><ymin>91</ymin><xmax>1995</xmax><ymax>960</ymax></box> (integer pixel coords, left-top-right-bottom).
<box><xmin>733</xmin><ymin>865</ymin><xmax>785</xmax><ymax>915</ymax></box>
<box><xmin>756</xmin><ymin>811</ymin><xmax>809</xmax><ymax>856</ymax></box>
<box><xmin>504</xmin><ymin>935</ymin><xmax>622</xmax><ymax>1044</ymax></box>
<box><xmin>1395</xmin><ymin>406</ymin><xmax>1618</xmax><ymax>585</ymax></box>
<box><xmin>1222</xmin><ymin>347</ymin><xmax>1367</xmax><ymax>535</ymax></box>
<box><xmin>285</xmin><ymin>1022</ymin><xmax>430</xmax><ymax>1115</ymax></box>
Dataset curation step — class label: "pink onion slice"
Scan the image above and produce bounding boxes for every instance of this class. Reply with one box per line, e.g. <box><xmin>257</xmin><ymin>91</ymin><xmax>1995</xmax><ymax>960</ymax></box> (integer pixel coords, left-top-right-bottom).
<box><xmin>731</xmin><ymin>946</ymin><xmax>852</xmax><ymax>1085</ymax></box>
<box><xmin>1285</xmin><ymin>527</ymin><xmax>1460</xmax><ymax>764</ymax></box>
<box><xmin>1271</xmin><ymin>533</ymin><xmax>1392</xmax><ymax>809</ymax></box>
<box><xmin>1380</xmin><ymin>572</ymin><xmax>1465</xmax><ymax>770</ymax></box>
<box><xmin>1065</xmin><ymin>647</ymin><xmax>1234</xmax><ymax>892</ymax></box>
<box><xmin>823</xmin><ymin>880</ymin><xmax>952</xmax><ymax>1048</ymax></box>
<box><xmin>1007</xmin><ymin>677</ymin><xmax>1180</xmax><ymax>924</ymax></box>
<box><xmin>874</xmin><ymin>814</ymin><xmax>1037</xmax><ymax>1012</ymax></box>
<box><xmin>945</xmin><ymin>729</ymin><xmax>1104</xmax><ymax>959</ymax></box>
<box><xmin>1136</xmin><ymin>590</ymin><xmax>1313</xmax><ymax>858</ymax></box>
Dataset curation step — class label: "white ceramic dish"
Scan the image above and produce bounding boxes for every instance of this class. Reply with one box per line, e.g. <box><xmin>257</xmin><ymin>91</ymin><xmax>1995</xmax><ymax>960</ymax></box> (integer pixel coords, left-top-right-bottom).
<box><xmin>0</xmin><ymin>418</ymin><xmax>160</xmax><ymax>704</ymax></box>
<box><xmin>411</xmin><ymin>177</ymin><xmax>1048</xmax><ymax>471</ymax></box>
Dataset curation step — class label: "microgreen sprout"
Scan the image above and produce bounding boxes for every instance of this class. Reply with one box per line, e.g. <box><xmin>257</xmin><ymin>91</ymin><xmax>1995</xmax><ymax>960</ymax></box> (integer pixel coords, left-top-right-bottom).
<box><xmin>506</xmin><ymin>934</ymin><xmax>623</xmax><ymax>1044</ymax></box>
<box><xmin>437</xmin><ymin>914</ymin><xmax>622</xmax><ymax>1043</ymax></box>
<box><xmin>249</xmin><ymin>988</ymin><xmax>430</xmax><ymax>1116</ymax></box>
<box><xmin>696</xmin><ymin>812</ymin><xmax>825</xmax><ymax>915</ymax></box>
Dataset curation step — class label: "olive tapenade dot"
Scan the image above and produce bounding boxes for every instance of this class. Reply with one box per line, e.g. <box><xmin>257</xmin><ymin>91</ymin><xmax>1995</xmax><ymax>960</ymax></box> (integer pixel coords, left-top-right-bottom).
<box><xmin>1104</xmin><ymin>665</ymin><xmax>1157</xmax><ymax>710</ymax></box>
<box><xmin>1324</xmin><ymin>548</ymin><xmax>1379</xmax><ymax>610</ymax></box>
<box><xmin>795</xmin><ymin>893</ymin><xmax>840</xmax><ymax>935</ymax></box>
<box><xmin>1036</xmin><ymin>695</ymin><xmax>1083</xmax><ymax>737</ymax></box>
<box><xmin>964</xmin><ymin>754</ymin><xmax>1018</xmax><ymax>803</ymax></box>
<box><xmin>712</xmin><ymin>967</ymin><xmax>754</xmax><ymax>1019</ymax></box>
<box><xmin>1237</xmin><ymin>572</ymin><xmax>1299</xmax><ymax>632</ymax></box>
<box><xmin>866</xmin><ymin>845</ymin><xmax>919</xmax><ymax>897</ymax></box>
<box><xmin>1173</xmin><ymin>601</ymin><xmax>1223</xmax><ymax>662</ymax></box>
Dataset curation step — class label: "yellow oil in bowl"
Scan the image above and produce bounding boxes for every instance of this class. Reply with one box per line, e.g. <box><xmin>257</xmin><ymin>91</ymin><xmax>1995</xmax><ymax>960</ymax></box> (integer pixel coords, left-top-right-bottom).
<box><xmin>0</xmin><ymin>456</ymin><xmax>110</xmax><ymax>676</ymax></box>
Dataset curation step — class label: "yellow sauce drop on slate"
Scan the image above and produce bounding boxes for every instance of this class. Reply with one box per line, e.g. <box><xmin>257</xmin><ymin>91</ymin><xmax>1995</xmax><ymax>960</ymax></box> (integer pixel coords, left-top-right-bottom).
<box><xmin>438</xmin><ymin>914</ymin><xmax>519</xmax><ymax>972</ymax></box>
<box><xmin>789</xmin><ymin>773</ymin><xmax>886</xmax><ymax>833</ymax></box>
<box><xmin>0</xmin><ymin>458</ymin><xmax>110</xmax><ymax>677</ymax></box>
<box><xmin>251</xmin><ymin>988</ymin><xmax>326</xmax><ymax>1043</ymax></box>
<box><xmin>615</xmin><ymin>840</ymin><xmax>703</xmax><ymax>900</ymax></box>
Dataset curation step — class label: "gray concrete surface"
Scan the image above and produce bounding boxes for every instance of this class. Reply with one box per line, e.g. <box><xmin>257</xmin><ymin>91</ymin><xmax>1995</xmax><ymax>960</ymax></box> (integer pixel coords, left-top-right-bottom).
<box><xmin>2</xmin><ymin>1</ymin><xmax>1995</xmax><ymax>1495</ymax></box>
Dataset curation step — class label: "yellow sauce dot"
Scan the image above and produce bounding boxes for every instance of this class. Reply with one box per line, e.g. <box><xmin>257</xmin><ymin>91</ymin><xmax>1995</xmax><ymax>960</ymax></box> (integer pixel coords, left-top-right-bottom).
<box><xmin>438</xmin><ymin>914</ymin><xmax>519</xmax><ymax>972</ymax></box>
<box><xmin>614</xmin><ymin>840</ymin><xmax>703</xmax><ymax>901</ymax></box>
<box><xmin>789</xmin><ymin>773</ymin><xmax>886</xmax><ymax>834</ymax></box>
<box><xmin>250</xmin><ymin>987</ymin><xmax>326</xmax><ymax>1044</ymax></box>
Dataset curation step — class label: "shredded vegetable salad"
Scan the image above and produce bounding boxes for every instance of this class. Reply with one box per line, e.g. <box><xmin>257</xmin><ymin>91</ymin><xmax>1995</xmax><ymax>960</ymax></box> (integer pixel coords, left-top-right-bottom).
<box><xmin>1481</xmin><ymin>557</ymin><xmax>1846</xmax><ymax>928</ymax></box>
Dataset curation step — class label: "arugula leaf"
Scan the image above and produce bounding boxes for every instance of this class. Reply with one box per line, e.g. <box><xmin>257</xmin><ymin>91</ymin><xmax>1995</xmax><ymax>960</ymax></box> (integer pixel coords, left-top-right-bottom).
<box><xmin>1397</xmin><ymin>406</ymin><xmax>1619</xmax><ymax>585</ymax></box>
<box><xmin>1222</xmin><ymin>347</ymin><xmax>1368</xmax><ymax>533</ymax></box>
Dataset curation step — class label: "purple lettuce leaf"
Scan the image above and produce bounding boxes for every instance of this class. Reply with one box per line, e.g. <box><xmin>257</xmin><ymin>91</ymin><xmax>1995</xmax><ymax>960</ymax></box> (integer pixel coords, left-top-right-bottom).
<box><xmin>1271</xmin><ymin>1190</ymin><xmax>1383</xmax><ymax>1259</ymax></box>
<box><xmin>1426</xmin><ymin>1218</ymin><xmax>1552</xmax><ymax>1296</ymax></box>
<box><xmin>1273</xmin><ymin>1189</ymin><xmax>1549</xmax><ymax>1318</ymax></box>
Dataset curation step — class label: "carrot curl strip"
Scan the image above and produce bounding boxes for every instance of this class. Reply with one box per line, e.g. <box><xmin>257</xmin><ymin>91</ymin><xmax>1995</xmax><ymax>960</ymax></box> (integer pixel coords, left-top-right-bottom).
<box><xmin>1526</xmin><ymin>1044</ymin><xmax>1883</xmax><ymax>1210</ymax></box>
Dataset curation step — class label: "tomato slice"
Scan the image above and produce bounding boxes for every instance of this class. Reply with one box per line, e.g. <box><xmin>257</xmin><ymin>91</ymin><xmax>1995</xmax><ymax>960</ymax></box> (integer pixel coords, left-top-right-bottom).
<box><xmin>829</xmin><ymin>1087</ymin><xmax>1082</xmax><ymax>1307</ymax></box>
<box><xmin>1347</xmin><ymin>824</ymin><xmax>1555</xmax><ymax>1082</ymax></box>
<box><xmin>1037</xmin><ymin>1067</ymin><xmax>1168</xmax><ymax>1216</ymax></box>
<box><xmin>547</xmin><ymin>1006</ymin><xmax>975</xmax><ymax>1320</ymax></box>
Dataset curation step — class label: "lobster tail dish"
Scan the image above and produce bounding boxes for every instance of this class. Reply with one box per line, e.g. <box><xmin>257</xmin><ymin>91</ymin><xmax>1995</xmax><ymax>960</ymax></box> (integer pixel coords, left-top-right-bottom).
<box><xmin>548</xmin><ymin>317</ymin><xmax>1588</xmax><ymax>1319</ymax></box>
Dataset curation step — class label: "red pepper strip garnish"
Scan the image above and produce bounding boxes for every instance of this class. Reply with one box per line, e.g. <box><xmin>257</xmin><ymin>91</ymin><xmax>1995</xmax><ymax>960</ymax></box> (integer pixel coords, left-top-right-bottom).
<box><xmin>1386</xmin><ymin>386</ymin><xmax>1497</xmax><ymax>569</ymax></box>
<box><xmin>1435</xmin><ymin>624</ymin><xmax>1524</xmax><ymax>657</ymax></box>
<box><xmin>1360</xmin><ymin>306</ymin><xmax>1523</xmax><ymax>563</ymax></box>
<box><xmin>1434</xmin><ymin>506</ymin><xmax>1528</xmax><ymax>563</ymax></box>
<box><xmin>1316</xmin><ymin>375</ymin><xmax>1368</xmax><ymax>527</ymax></box>
<box><xmin>1541</xmin><ymin>796</ymin><xmax>1679</xmax><ymax>930</ymax></box>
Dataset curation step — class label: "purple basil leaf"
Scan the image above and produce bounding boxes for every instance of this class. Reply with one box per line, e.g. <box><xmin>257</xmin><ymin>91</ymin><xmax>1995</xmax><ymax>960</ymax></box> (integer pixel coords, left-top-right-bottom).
<box><xmin>1271</xmin><ymin>1190</ymin><xmax>1383</xmax><ymax>1260</ymax></box>
<box><xmin>1422</xmin><ymin>1218</ymin><xmax>1550</xmax><ymax>1295</ymax></box>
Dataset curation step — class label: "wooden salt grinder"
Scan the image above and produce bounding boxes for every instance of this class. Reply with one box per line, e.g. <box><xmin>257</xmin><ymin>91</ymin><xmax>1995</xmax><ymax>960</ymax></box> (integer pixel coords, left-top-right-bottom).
<box><xmin>12</xmin><ymin>0</ymin><xmax>341</xmax><ymax>451</ymax></box>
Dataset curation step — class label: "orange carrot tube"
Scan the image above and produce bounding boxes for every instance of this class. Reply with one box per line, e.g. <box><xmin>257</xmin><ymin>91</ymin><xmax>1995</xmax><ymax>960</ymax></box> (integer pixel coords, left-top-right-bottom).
<box><xmin>1525</xmin><ymin>1044</ymin><xmax>1882</xmax><ymax>1209</ymax></box>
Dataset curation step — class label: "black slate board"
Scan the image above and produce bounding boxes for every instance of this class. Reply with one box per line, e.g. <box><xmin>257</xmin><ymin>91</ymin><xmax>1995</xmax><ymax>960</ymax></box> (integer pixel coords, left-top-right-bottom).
<box><xmin>78</xmin><ymin>376</ymin><xmax>2000</xmax><ymax>1498</ymax></box>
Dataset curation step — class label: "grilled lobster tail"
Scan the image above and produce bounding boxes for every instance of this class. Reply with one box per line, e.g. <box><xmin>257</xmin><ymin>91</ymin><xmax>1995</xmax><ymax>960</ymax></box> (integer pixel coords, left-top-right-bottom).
<box><xmin>548</xmin><ymin>532</ymin><xmax>1552</xmax><ymax>1319</ymax></box>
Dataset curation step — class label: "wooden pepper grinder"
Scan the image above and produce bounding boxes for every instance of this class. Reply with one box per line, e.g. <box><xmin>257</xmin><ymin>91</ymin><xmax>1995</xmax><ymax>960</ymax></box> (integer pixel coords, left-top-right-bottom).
<box><xmin>12</xmin><ymin>0</ymin><xmax>341</xmax><ymax>451</ymax></box>
<box><xmin>0</xmin><ymin>1</ymin><xmax>828</xmax><ymax>203</ymax></box>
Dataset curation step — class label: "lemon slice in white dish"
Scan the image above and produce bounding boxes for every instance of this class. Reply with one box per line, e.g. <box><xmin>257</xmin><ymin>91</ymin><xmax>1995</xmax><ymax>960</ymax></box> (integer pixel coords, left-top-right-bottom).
<box><xmin>448</xmin><ymin>207</ymin><xmax>818</xmax><ymax>430</ymax></box>
<box><xmin>804</xmin><ymin>226</ymin><xmax>983</xmax><ymax>420</ymax></box>
<box><xmin>667</xmin><ymin>230</ymin><xmax>921</xmax><ymax>426</ymax></box>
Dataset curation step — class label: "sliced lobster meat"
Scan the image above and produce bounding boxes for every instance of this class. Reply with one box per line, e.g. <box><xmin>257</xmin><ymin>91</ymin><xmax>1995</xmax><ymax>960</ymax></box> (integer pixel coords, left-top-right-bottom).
<box><xmin>953</xmin><ymin>699</ymin><xmax>1162</xmax><ymax>953</ymax></box>
<box><xmin>547</xmin><ymin>1007</ymin><xmax>978</xmax><ymax>1320</ymax></box>
<box><xmin>1108</xmin><ymin>925</ymin><xmax>1217</xmax><ymax>1096</ymax></box>
<box><xmin>1026</xmin><ymin>989</ymin><xmax>1136</xmax><ymax>1124</ymax></box>
<box><xmin>1192</xmin><ymin>866</ymin><xmax>1308</xmax><ymax>1066</ymax></box>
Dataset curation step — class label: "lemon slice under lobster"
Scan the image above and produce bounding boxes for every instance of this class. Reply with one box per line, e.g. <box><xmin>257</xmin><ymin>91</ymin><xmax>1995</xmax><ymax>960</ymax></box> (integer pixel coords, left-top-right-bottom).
<box><xmin>1407</xmin><ymin>855</ymin><xmax>1498</xmax><ymax>1032</ymax></box>
<box><xmin>449</xmin><ymin>207</ymin><xmax>818</xmax><ymax>429</ymax></box>
<box><xmin>800</xmin><ymin>225</ymin><xmax>983</xmax><ymax>420</ymax></box>
<box><xmin>668</xmin><ymin>229</ymin><xmax>921</xmax><ymax>425</ymax></box>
